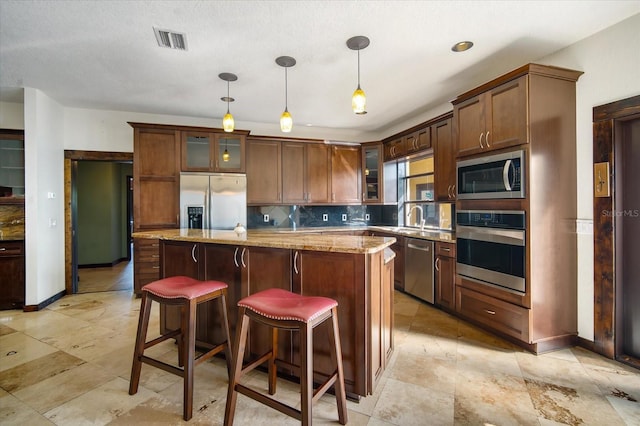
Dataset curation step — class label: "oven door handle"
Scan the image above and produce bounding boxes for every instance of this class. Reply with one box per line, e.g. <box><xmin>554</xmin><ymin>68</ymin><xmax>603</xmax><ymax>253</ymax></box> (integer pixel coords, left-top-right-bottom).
<box><xmin>456</xmin><ymin>225</ymin><xmax>525</xmax><ymax>246</ymax></box>
<box><xmin>503</xmin><ymin>159</ymin><xmax>513</xmax><ymax>191</ymax></box>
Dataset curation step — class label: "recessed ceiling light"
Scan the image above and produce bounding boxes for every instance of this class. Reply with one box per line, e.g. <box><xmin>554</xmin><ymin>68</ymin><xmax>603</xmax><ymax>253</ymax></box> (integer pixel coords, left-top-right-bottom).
<box><xmin>451</xmin><ymin>41</ymin><xmax>473</xmax><ymax>52</ymax></box>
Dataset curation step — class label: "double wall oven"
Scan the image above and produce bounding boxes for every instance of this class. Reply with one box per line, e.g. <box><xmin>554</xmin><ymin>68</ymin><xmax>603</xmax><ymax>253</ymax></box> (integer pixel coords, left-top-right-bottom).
<box><xmin>456</xmin><ymin>149</ymin><xmax>527</xmax><ymax>294</ymax></box>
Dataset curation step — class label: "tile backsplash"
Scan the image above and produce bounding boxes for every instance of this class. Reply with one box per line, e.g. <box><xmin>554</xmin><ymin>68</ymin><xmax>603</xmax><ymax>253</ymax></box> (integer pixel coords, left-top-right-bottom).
<box><xmin>248</xmin><ymin>205</ymin><xmax>398</xmax><ymax>229</ymax></box>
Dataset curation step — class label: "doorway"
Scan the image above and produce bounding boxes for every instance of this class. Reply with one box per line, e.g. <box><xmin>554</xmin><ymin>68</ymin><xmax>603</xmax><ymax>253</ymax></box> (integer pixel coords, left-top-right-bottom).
<box><xmin>593</xmin><ymin>95</ymin><xmax>640</xmax><ymax>368</ymax></box>
<box><xmin>64</xmin><ymin>151</ymin><xmax>133</xmax><ymax>294</ymax></box>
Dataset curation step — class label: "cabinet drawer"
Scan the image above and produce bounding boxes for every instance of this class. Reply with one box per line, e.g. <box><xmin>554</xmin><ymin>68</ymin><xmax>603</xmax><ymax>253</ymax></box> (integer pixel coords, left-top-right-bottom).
<box><xmin>435</xmin><ymin>242</ymin><xmax>455</xmax><ymax>258</ymax></box>
<box><xmin>135</xmin><ymin>239</ymin><xmax>160</xmax><ymax>249</ymax></box>
<box><xmin>456</xmin><ymin>286</ymin><xmax>530</xmax><ymax>342</ymax></box>
<box><xmin>0</xmin><ymin>241</ymin><xmax>24</xmax><ymax>256</ymax></box>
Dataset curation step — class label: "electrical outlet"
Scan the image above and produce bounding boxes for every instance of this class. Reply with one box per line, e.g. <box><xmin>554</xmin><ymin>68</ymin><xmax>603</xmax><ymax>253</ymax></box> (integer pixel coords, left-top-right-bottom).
<box><xmin>322</xmin><ymin>214</ymin><xmax>328</xmax><ymax>222</ymax></box>
<box><xmin>365</xmin><ymin>214</ymin><xmax>370</xmax><ymax>221</ymax></box>
<box><xmin>341</xmin><ymin>214</ymin><xmax>347</xmax><ymax>221</ymax></box>
<box><xmin>263</xmin><ymin>214</ymin><xmax>269</xmax><ymax>223</ymax></box>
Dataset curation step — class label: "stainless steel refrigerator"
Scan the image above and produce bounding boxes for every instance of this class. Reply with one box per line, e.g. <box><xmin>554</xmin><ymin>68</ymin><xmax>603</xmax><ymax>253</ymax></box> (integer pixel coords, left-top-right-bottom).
<box><xmin>179</xmin><ymin>173</ymin><xmax>247</xmax><ymax>230</ymax></box>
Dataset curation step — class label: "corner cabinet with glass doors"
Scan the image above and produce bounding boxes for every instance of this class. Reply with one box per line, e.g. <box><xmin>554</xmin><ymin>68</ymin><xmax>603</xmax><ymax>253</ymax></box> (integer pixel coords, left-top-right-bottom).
<box><xmin>362</xmin><ymin>141</ymin><xmax>397</xmax><ymax>205</ymax></box>
<box><xmin>181</xmin><ymin>130</ymin><xmax>249</xmax><ymax>173</ymax></box>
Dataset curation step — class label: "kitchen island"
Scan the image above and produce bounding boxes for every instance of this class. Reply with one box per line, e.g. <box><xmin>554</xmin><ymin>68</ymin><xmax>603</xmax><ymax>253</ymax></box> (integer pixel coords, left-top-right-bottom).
<box><xmin>132</xmin><ymin>229</ymin><xmax>396</xmax><ymax>398</ymax></box>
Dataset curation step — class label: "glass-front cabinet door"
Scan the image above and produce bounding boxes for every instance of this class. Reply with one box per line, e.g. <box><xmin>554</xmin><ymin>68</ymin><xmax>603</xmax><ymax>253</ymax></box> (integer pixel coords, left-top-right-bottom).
<box><xmin>362</xmin><ymin>142</ymin><xmax>382</xmax><ymax>203</ymax></box>
<box><xmin>214</xmin><ymin>134</ymin><xmax>245</xmax><ymax>172</ymax></box>
<box><xmin>182</xmin><ymin>131</ymin><xmax>245</xmax><ymax>173</ymax></box>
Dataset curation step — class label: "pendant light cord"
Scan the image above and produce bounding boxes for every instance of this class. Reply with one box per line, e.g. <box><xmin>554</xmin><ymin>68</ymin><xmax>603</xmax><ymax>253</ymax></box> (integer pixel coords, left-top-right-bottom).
<box><xmin>284</xmin><ymin>67</ymin><xmax>289</xmax><ymax>111</ymax></box>
<box><xmin>226</xmin><ymin>81</ymin><xmax>230</xmax><ymax>113</ymax></box>
<box><xmin>357</xmin><ymin>49</ymin><xmax>361</xmax><ymax>88</ymax></box>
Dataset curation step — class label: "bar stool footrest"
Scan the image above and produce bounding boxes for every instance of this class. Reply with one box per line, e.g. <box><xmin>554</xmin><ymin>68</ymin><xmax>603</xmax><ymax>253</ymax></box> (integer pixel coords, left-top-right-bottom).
<box><xmin>236</xmin><ymin>384</ymin><xmax>302</xmax><ymax>421</ymax></box>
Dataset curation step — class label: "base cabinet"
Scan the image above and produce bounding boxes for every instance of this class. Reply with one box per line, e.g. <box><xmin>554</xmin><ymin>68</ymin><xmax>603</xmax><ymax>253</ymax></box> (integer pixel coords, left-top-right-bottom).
<box><xmin>456</xmin><ymin>286</ymin><xmax>530</xmax><ymax>343</ymax></box>
<box><xmin>0</xmin><ymin>241</ymin><xmax>24</xmax><ymax>310</ymax></box>
<box><xmin>435</xmin><ymin>242</ymin><xmax>455</xmax><ymax>312</ymax></box>
<box><xmin>133</xmin><ymin>238</ymin><xmax>160</xmax><ymax>296</ymax></box>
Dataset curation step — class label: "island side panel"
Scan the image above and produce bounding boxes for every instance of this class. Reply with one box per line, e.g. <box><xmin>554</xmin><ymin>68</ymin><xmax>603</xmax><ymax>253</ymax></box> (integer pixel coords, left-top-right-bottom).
<box><xmin>293</xmin><ymin>250</ymin><xmax>368</xmax><ymax>397</ymax></box>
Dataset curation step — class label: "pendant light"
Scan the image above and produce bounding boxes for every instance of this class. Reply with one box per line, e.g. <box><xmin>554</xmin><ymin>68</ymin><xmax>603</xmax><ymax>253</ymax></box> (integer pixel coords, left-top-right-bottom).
<box><xmin>346</xmin><ymin>36</ymin><xmax>370</xmax><ymax>115</ymax></box>
<box><xmin>219</xmin><ymin>72</ymin><xmax>237</xmax><ymax>132</ymax></box>
<box><xmin>222</xmin><ymin>139</ymin><xmax>230</xmax><ymax>162</ymax></box>
<box><xmin>276</xmin><ymin>56</ymin><xmax>296</xmax><ymax>133</ymax></box>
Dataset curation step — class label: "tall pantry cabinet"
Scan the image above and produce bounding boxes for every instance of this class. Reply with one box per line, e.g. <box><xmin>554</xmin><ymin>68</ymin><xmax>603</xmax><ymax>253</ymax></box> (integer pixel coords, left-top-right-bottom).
<box><xmin>452</xmin><ymin>64</ymin><xmax>583</xmax><ymax>353</ymax></box>
<box><xmin>130</xmin><ymin>123</ymin><xmax>181</xmax><ymax>294</ymax></box>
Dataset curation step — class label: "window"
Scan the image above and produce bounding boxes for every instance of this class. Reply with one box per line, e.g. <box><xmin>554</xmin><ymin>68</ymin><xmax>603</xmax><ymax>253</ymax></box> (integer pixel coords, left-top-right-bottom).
<box><xmin>400</xmin><ymin>154</ymin><xmax>453</xmax><ymax>230</ymax></box>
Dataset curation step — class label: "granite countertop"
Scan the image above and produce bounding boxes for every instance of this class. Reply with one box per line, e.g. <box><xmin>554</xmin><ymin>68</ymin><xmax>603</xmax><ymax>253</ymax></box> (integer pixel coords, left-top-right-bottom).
<box><xmin>266</xmin><ymin>225</ymin><xmax>455</xmax><ymax>243</ymax></box>
<box><xmin>132</xmin><ymin>228</ymin><xmax>395</xmax><ymax>254</ymax></box>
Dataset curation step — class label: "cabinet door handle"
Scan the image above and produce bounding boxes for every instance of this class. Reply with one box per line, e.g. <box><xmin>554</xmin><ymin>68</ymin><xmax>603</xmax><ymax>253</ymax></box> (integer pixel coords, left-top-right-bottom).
<box><xmin>191</xmin><ymin>244</ymin><xmax>198</xmax><ymax>263</ymax></box>
<box><xmin>0</xmin><ymin>248</ymin><xmax>6</xmax><ymax>251</ymax></box>
<box><xmin>485</xmin><ymin>131</ymin><xmax>490</xmax><ymax>148</ymax></box>
<box><xmin>152</xmin><ymin>265</ymin><xmax>160</xmax><ymax>269</ymax></box>
<box><xmin>447</xmin><ymin>185</ymin><xmax>452</xmax><ymax>199</ymax></box>
<box><xmin>484</xmin><ymin>309</ymin><xmax>496</xmax><ymax>315</ymax></box>
<box><xmin>240</xmin><ymin>247</ymin><xmax>247</xmax><ymax>268</ymax></box>
<box><xmin>233</xmin><ymin>247</ymin><xmax>239</xmax><ymax>267</ymax></box>
<box><xmin>293</xmin><ymin>251</ymin><xmax>299</xmax><ymax>274</ymax></box>
<box><xmin>452</xmin><ymin>185</ymin><xmax>456</xmax><ymax>199</ymax></box>
<box><xmin>435</xmin><ymin>257</ymin><xmax>440</xmax><ymax>272</ymax></box>
<box><xmin>479</xmin><ymin>132</ymin><xmax>485</xmax><ymax>149</ymax></box>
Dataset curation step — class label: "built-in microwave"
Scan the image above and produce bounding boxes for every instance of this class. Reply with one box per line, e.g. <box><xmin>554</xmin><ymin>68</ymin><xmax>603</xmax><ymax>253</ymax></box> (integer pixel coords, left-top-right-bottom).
<box><xmin>456</xmin><ymin>150</ymin><xmax>525</xmax><ymax>199</ymax></box>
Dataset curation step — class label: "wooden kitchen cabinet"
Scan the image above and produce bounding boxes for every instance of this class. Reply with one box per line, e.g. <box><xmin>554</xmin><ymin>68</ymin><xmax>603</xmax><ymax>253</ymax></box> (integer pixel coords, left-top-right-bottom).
<box><xmin>435</xmin><ymin>241</ymin><xmax>455</xmax><ymax>312</ymax></box>
<box><xmin>383</xmin><ymin>137</ymin><xmax>405</xmax><ymax>161</ymax></box>
<box><xmin>405</xmin><ymin>126</ymin><xmax>431</xmax><ymax>155</ymax></box>
<box><xmin>246</xmin><ymin>138</ymin><xmax>282</xmax><ymax>204</ymax></box>
<box><xmin>132</xmin><ymin>124</ymin><xmax>181</xmax><ymax>231</ymax></box>
<box><xmin>0</xmin><ymin>240</ymin><xmax>24</xmax><ymax>310</ymax></box>
<box><xmin>362</xmin><ymin>142</ymin><xmax>383</xmax><ymax>203</ymax></box>
<box><xmin>330</xmin><ymin>145</ymin><xmax>361</xmax><ymax>203</ymax></box>
<box><xmin>282</xmin><ymin>142</ymin><xmax>330</xmax><ymax>204</ymax></box>
<box><xmin>453</xmin><ymin>64</ymin><xmax>583</xmax><ymax>353</ymax></box>
<box><xmin>181</xmin><ymin>131</ymin><xmax>246</xmax><ymax>173</ymax></box>
<box><xmin>133</xmin><ymin>238</ymin><xmax>160</xmax><ymax>296</ymax></box>
<box><xmin>433</xmin><ymin>114</ymin><xmax>456</xmax><ymax>201</ymax></box>
<box><xmin>131</xmin><ymin>123</ymin><xmax>181</xmax><ymax>297</ymax></box>
<box><xmin>454</xmin><ymin>75</ymin><xmax>528</xmax><ymax>157</ymax></box>
<box><xmin>370</xmin><ymin>231</ymin><xmax>404</xmax><ymax>291</ymax></box>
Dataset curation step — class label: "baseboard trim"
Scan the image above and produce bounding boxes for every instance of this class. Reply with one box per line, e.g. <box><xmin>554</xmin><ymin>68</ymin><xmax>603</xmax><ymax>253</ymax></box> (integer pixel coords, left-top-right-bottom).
<box><xmin>79</xmin><ymin>257</ymin><xmax>129</xmax><ymax>269</ymax></box>
<box><xmin>23</xmin><ymin>290</ymin><xmax>66</xmax><ymax>312</ymax></box>
<box><xmin>575</xmin><ymin>335</ymin><xmax>596</xmax><ymax>352</ymax></box>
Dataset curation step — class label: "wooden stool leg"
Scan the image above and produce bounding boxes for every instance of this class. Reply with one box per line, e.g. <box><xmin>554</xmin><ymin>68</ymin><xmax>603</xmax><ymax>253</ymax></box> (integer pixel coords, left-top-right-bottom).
<box><xmin>300</xmin><ymin>322</ymin><xmax>313</xmax><ymax>426</ymax></box>
<box><xmin>129</xmin><ymin>292</ymin><xmax>152</xmax><ymax>395</ymax></box>
<box><xmin>219</xmin><ymin>291</ymin><xmax>233</xmax><ymax>375</ymax></box>
<box><xmin>224</xmin><ymin>308</ymin><xmax>250</xmax><ymax>426</ymax></box>
<box><xmin>183</xmin><ymin>300</ymin><xmax>197</xmax><ymax>421</ymax></box>
<box><xmin>329</xmin><ymin>307</ymin><xmax>348</xmax><ymax>425</ymax></box>
<box><xmin>268</xmin><ymin>327</ymin><xmax>278</xmax><ymax>395</ymax></box>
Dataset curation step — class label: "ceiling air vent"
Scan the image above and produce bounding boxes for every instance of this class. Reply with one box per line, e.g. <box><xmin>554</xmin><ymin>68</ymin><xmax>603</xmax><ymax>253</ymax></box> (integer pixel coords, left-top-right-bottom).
<box><xmin>153</xmin><ymin>27</ymin><xmax>188</xmax><ymax>51</ymax></box>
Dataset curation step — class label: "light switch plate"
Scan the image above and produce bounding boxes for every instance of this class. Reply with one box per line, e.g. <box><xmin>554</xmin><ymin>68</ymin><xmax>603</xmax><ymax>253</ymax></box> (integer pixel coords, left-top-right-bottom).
<box><xmin>594</xmin><ymin>162</ymin><xmax>610</xmax><ymax>198</ymax></box>
<box><xmin>322</xmin><ymin>214</ymin><xmax>328</xmax><ymax>221</ymax></box>
<box><xmin>263</xmin><ymin>214</ymin><xmax>269</xmax><ymax>222</ymax></box>
<box><xmin>341</xmin><ymin>214</ymin><xmax>347</xmax><ymax>221</ymax></box>
<box><xmin>365</xmin><ymin>214</ymin><xmax>370</xmax><ymax>221</ymax></box>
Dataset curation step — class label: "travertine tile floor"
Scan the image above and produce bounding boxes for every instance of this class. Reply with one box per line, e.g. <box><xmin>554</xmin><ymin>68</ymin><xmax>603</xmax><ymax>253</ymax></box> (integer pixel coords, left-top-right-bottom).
<box><xmin>1</xmin><ymin>289</ymin><xmax>639</xmax><ymax>425</ymax></box>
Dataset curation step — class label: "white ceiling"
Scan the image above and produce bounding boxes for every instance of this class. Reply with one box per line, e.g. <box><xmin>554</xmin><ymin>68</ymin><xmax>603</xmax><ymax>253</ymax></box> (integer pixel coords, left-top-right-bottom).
<box><xmin>1</xmin><ymin>1</ymin><xmax>639</xmax><ymax>138</ymax></box>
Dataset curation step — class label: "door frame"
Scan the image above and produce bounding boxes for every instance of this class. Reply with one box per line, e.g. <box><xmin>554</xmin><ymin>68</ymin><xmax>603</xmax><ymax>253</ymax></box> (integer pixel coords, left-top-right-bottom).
<box><xmin>63</xmin><ymin>150</ymin><xmax>133</xmax><ymax>295</ymax></box>
<box><xmin>592</xmin><ymin>94</ymin><xmax>640</xmax><ymax>367</ymax></box>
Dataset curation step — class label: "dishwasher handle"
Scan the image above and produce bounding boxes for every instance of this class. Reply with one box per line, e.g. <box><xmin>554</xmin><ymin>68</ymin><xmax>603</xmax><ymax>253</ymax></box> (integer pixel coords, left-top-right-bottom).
<box><xmin>407</xmin><ymin>241</ymin><xmax>432</xmax><ymax>251</ymax></box>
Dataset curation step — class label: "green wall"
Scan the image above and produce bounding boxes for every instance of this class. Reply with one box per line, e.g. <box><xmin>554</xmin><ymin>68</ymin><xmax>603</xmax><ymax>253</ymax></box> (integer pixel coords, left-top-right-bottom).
<box><xmin>77</xmin><ymin>161</ymin><xmax>132</xmax><ymax>266</ymax></box>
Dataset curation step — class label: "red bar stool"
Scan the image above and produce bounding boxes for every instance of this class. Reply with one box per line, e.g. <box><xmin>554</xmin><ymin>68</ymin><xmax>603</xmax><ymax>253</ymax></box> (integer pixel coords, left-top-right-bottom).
<box><xmin>129</xmin><ymin>276</ymin><xmax>232</xmax><ymax>421</ymax></box>
<box><xmin>224</xmin><ymin>288</ymin><xmax>348</xmax><ymax>426</ymax></box>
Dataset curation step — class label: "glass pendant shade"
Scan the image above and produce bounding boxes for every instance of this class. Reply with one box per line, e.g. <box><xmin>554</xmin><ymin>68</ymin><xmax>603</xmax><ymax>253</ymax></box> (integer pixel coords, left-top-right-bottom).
<box><xmin>222</xmin><ymin>148</ymin><xmax>230</xmax><ymax>162</ymax></box>
<box><xmin>352</xmin><ymin>85</ymin><xmax>366</xmax><ymax>114</ymax></box>
<box><xmin>280</xmin><ymin>109</ymin><xmax>293</xmax><ymax>133</ymax></box>
<box><xmin>223</xmin><ymin>111</ymin><xmax>234</xmax><ymax>132</ymax></box>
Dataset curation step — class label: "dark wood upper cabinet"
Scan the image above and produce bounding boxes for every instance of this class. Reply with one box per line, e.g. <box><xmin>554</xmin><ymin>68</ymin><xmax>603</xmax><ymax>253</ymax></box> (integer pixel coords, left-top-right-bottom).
<box><xmin>282</xmin><ymin>142</ymin><xmax>330</xmax><ymax>204</ymax></box>
<box><xmin>330</xmin><ymin>145</ymin><xmax>361</xmax><ymax>203</ymax></box>
<box><xmin>432</xmin><ymin>115</ymin><xmax>455</xmax><ymax>201</ymax></box>
<box><xmin>362</xmin><ymin>142</ymin><xmax>383</xmax><ymax>203</ymax></box>
<box><xmin>246</xmin><ymin>138</ymin><xmax>282</xmax><ymax>204</ymax></box>
<box><xmin>181</xmin><ymin>131</ymin><xmax>246</xmax><ymax>173</ymax></box>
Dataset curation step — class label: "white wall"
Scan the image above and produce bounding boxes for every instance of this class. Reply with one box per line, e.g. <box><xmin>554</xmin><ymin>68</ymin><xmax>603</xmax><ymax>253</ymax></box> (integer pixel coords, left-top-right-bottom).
<box><xmin>63</xmin><ymin>107</ymin><xmax>379</xmax><ymax>153</ymax></box>
<box><xmin>23</xmin><ymin>88</ymin><xmax>65</xmax><ymax>305</ymax></box>
<box><xmin>537</xmin><ymin>13</ymin><xmax>640</xmax><ymax>341</ymax></box>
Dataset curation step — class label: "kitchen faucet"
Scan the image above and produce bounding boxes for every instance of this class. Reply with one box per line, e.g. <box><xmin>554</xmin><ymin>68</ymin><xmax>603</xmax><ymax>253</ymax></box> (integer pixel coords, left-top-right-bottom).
<box><xmin>407</xmin><ymin>205</ymin><xmax>425</xmax><ymax>231</ymax></box>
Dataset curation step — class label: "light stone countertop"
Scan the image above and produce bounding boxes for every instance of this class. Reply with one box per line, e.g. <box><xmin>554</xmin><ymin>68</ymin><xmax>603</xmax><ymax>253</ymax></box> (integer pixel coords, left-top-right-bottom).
<box><xmin>132</xmin><ymin>228</ymin><xmax>395</xmax><ymax>254</ymax></box>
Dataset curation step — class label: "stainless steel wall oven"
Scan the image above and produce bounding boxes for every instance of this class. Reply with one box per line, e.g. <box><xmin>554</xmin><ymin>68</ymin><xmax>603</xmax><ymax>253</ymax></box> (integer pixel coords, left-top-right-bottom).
<box><xmin>456</xmin><ymin>210</ymin><xmax>526</xmax><ymax>294</ymax></box>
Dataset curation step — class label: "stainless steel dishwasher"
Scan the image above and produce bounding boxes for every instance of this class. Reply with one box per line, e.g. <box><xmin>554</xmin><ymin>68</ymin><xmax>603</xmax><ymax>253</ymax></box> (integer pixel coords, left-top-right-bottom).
<box><xmin>404</xmin><ymin>238</ymin><xmax>435</xmax><ymax>303</ymax></box>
